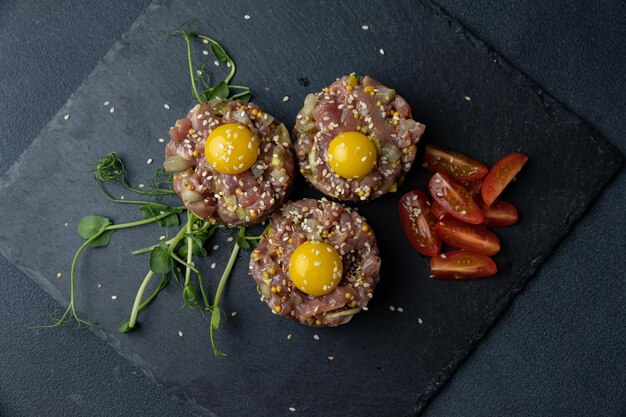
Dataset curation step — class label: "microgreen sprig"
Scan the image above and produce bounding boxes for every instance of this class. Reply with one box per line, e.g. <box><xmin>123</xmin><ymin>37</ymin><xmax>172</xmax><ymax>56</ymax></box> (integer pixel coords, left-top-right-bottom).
<box><xmin>166</xmin><ymin>27</ymin><xmax>252</xmax><ymax>105</ymax></box>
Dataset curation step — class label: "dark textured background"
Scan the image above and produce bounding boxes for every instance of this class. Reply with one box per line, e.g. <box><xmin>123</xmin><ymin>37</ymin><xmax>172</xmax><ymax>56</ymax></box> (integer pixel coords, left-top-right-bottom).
<box><xmin>0</xmin><ymin>1</ymin><xmax>624</xmax><ymax>417</ymax></box>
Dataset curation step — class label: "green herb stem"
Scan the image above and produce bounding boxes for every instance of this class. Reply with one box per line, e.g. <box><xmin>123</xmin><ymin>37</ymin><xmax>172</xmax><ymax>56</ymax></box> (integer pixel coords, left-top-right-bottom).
<box><xmin>106</xmin><ymin>210</ymin><xmax>182</xmax><ymax>231</ymax></box>
<box><xmin>184</xmin><ymin>213</ymin><xmax>194</xmax><ymax>286</ymax></box>
<box><xmin>128</xmin><ymin>270</ymin><xmax>155</xmax><ymax>329</ymax></box>
<box><xmin>131</xmin><ymin>224</ymin><xmax>187</xmax><ymax>255</ymax></box>
<box><xmin>210</xmin><ymin>241</ymin><xmax>240</xmax><ymax>357</ymax></box>
<box><xmin>183</xmin><ymin>34</ymin><xmax>203</xmax><ymax>104</ymax></box>
<box><xmin>96</xmin><ymin>179</ymin><xmax>150</xmax><ymax>205</ymax></box>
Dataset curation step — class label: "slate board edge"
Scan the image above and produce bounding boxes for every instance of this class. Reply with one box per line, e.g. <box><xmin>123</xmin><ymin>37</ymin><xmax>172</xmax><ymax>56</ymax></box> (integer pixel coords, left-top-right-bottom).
<box><xmin>0</xmin><ymin>0</ymin><xmax>622</xmax><ymax>416</ymax></box>
<box><xmin>405</xmin><ymin>1</ymin><xmax>624</xmax><ymax>415</ymax></box>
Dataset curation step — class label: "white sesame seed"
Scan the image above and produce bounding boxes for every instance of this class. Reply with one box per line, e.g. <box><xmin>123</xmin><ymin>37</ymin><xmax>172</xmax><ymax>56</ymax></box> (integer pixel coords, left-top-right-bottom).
<box><xmin>379</xmin><ymin>48</ymin><xmax>385</xmax><ymax>55</ymax></box>
<box><xmin>313</xmin><ymin>334</ymin><xmax>320</xmax><ymax>340</ymax></box>
<box><xmin>231</xmin><ymin>311</ymin><xmax>238</xmax><ymax>317</ymax></box>
<box><xmin>362</xmin><ymin>24</ymin><xmax>369</xmax><ymax>30</ymax></box>
<box><xmin>214</xmin><ymin>60</ymin><xmax>219</xmax><ymax>66</ymax></box>
<box><xmin>202</xmin><ymin>50</ymin><xmax>209</xmax><ymax>55</ymax></box>
<box><xmin>202</xmin><ymin>39</ymin><xmax>209</xmax><ymax>44</ymax></box>
<box><xmin>111</xmin><ymin>295</ymin><xmax>118</xmax><ymax>300</ymax></box>
<box><xmin>103</xmin><ymin>101</ymin><xmax>110</xmax><ymax>106</ymax></box>
<box><xmin>282</xmin><ymin>96</ymin><xmax>289</xmax><ymax>102</ymax></box>
<box><xmin>464</xmin><ymin>96</ymin><xmax>472</xmax><ymax>101</ymax></box>
<box><xmin>63</xmin><ymin>114</ymin><xmax>70</xmax><ymax>120</ymax></box>
<box><xmin>289</xmin><ymin>407</ymin><xmax>296</xmax><ymax>412</ymax></box>
<box><xmin>159</xmin><ymin>235</ymin><xmax>166</xmax><ymax>241</ymax></box>
<box><xmin>397</xmin><ymin>307</ymin><xmax>404</xmax><ymax>312</ymax></box>
<box><xmin>138</xmin><ymin>184</ymin><xmax>145</xmax><ymax>188</ymax></box>
<box><xmin>158</xmin><ymin>138</ymin><xmax>165</xmax><ymax>143</ymax></box>
<box><xmin>109</xmin><ymin>107</ymin><xmax>115</xmax><ymax>113</ymax></box>
<box><xmin>56</xmin><ymin>272</ymin><xmax>62</xmax><ymax>279</ymax></box>
<box><xmin>244</xmin><ymin>14</ymin><xmax>251</xmax><ymax>19</ymax></box>
<box><xmin>389</xmin><ymin>305</ymin><xmax>395</xmax><ymax>311</ymax></box>
<box><xmin>146</xmin><ymin>158</ymin><xmax>153</xmax><ymax>165</ymax></box>
<box><xmin>97</xmin><ymin>283</ymin><xmax>102</xmax><ymax>289</ymax></box>
<box><xmin>64</xmin><ymin>222</ymin><xmax>68</xmax><ymax>227</ymax></box>
<box><xmin>164</xmin><ymin>104</ymin><xmax>170</xmax><ymax>109</ymax></box>
<box><xmin>287</xmin><ymin>334</ymin><xmax>292</xmax><ymax>340</ymax></box>
<box><xmin>440</xmin><ymin>254</ymin><xmax>447</xmax><ymax>258</ymax></box>
<box><xmin>213</xmin><ymin>245</ymin><xmax>219</xmax><ymax>250</ymax></box>
<box><xmin>418</xmin><ymin>318</ymin><xmax>423</xmax><ymax>324</ymax></box>
<box><xmin>120</xmin><ymin>196</ymin><xmax>125</xmax><ymax>200</ymax></box>
<box><xmin>178</xmin><ymin>330</ymin><xmax>183</xmax><ymax>337</ymax></box>
<box><xmin>211</xmin><ymin>263</ymin><xmax>216</xmax><ymax>269</ymax></box>
<box><xmin>328</xmin><ymin>355</ymin><xmax>335</xmax><ymax>361</ymax></box>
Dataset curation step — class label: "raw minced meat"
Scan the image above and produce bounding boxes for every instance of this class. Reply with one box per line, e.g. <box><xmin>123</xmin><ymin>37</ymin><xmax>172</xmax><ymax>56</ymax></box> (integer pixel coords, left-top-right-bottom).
<box><xmin>293</xmin><ymin>74</ymin><xmax>425</xmax><ymax>201</ymax></box>
<box><xmin>248</xmin><ymin>198</ymin><xmax>381</xmax><ymax>327</ymax></box>
<box><xmin>163</xmin><ymin>99</ymin><xmax>295</xmax><ymax>226</ymax></box>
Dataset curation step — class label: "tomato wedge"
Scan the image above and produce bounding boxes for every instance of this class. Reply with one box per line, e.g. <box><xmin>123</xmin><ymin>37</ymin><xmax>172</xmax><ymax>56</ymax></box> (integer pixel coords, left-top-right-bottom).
<box><xmin>431</xmin><ymin>200</ymin><xmax>449</xmax><ymax>220</ymax></box>
<box><xmin>429</xmin><ymin>171</ymin><xmax>484</xmax><ymax>224</ymax></box>
<box><xmin>482</xmin><ymin>152</ymin><xmax>528</xmax><ymax>207</ymax></box>
<box><xmin>482</xmin><ymin>200</ymin><xmax>518</xmax><ymax>227</ymax></box>
<box><xmin>430</xmin><ymin>251</ymin><xmax>497</xmax><ymax>279</ymax></box>
<box><xmin>434</xmin><ymin>218</ymin><xmax>500</xmax><ymax>255</ymax></box>
<box><xmin>460</xmin><ymin>179</ymin><xmax>483</xmax><ymax>198</ymax></box>
<box><xmin>423</xmin><ymin>144</ymin><xmax>489</xmax><ymax>181</ymax></box>
<box><xmin>398</xmin><ymin>190</ymin><xmax>441</xmax><ymax>256</ymax></box>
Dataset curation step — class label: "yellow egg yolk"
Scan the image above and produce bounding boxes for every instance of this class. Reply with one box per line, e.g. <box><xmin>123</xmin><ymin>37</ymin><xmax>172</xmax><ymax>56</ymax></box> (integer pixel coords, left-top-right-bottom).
<box><xmin>327</xmin><ymin>131</ymin><xmax>377</xmax><ymax>179</ymax></box>
<box><xmin>204</xmin><ymin>123</ymin><xmax>259</xmax><ymax>174</ymax></box>
<box><xmin>288</xmin><ymin>241</ymin><xmax>343</xmax><ymax>296</ymax></box>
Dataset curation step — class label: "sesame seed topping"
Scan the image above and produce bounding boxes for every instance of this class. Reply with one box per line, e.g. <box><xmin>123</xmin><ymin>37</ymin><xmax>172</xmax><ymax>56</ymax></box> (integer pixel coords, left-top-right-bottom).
<box><xmin>111</xmin><ymin>295</ymin><xmax>118</xmax><ymax>300</ymax></box>
<box><xmin>379</xmin><ymin>48</ymin><xmax>385</xmax><ymax>55</ymax></box>
<box><xmin>158</xmin><ymin>138</ymin><xmax>165</xmax><ymax>143</ymax></box>
<box><xmin>213</xmin><ymin>245</ymin><xmax>219</xmax><ymax>250</ymax></box>
<box><xmin>287</xmin><ymin>334</ymin><xmax>292</xmax><ymax>340</ymax></box>
<box><xmin>397</xmin><ymin>307</ymin><xmax>404</xmax><ymax>312</ymax></box>
<box><xmin>244</xmin><ymin>14</ymin><xmax>251</xmax><ymax>19</ymax></box>
<box><xmin>313</xmin><ymin>334</ymin><xmax>320</xmax><ymax>340</ymax></box>
<box><xmin>103</xmin><ymin>101</ymin><xmax>110</xmax><ymax>106</ymax></box>
<box><xmin>146</xmin><ymin>158</ymin><xmax>153</xmax><ymax>165</ymax></box>
<box><xmin>389</xmin><ymin>305</ymin><xmax>395</xmax><ymax>311</ymax></box>
<box><xmin>211</xmin><ymin>263</ymin><xmax>216</xmax><ymax>269</ymax></box>
<box><xmin>362</xmin><ymin>24</ymin><xmax>369</xmax><ymax>30</ymax></box>
<box><xmin>178</xmin><ymin>330</ymin><xmax>183</xmax><ymax>337</ymax></box>
<box><xmin>282</xmin><ymin>96</ymin><xmax>289</xmax><ymax>102</ymax></box>
<box><xmin>63</xmin><ymin>114</ymin><xmax>70</xmax><ymax>120</ymax></box>
<box><xmin>214</xmin><ymin>60</ymin><xmax>219</xmax><ymax>66</ymax></box>
<box><xmin>465</xmin><ymin>96</ymin><xmax>472</xmax><ymax>101</ymax></box>
<box><xmin>289</xmin><ymin>407</ymin><xmax>296</xmax><ymax>412</ymax></box>
<box><xmin>231</xmin><ymin>311</ymin><xmax>238</xmax><ymax>317</ymax></box>
<box><xmin>328</xmin><ymin>355</ymin><xmax>335</xmax><ymax>361</ymax></box>
<box><xmin>163</xmin><ymin>104</ymin><xmax>170</xmax><ymax>109</ymax></box>
<box><xmin>109</xmin><ymin>107</ymin><xmax>115</xmax><ymax>113</ymax></box>
<box><xmin>418</xmin><ymin>318</ymin><xmax>423</xmax><ymax>324</ymax></box>
<box><xmin>56</xmin><ymin>272</ymin><xmax>62</xmax><ymax>279</ymax></box>
<box><xmin>202</xmin><ymin>50</ymin><xmax>209</xmax><ymax>55</ymax></box>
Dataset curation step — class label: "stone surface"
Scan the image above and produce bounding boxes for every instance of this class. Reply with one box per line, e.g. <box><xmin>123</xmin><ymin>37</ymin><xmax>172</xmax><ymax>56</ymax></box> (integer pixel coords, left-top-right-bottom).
<box><xmin>0</xmin><ymin>0</ymin><xmax>621</xmax><ymax>416</ymax></box>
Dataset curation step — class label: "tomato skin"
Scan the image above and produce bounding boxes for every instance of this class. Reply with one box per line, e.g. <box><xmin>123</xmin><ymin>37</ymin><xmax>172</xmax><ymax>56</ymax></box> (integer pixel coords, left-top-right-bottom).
<box><xmin>434</xmin><ymin>218</ymin><xmax>500</xmax><ymax>256</ymax></box>
<box><xmin>423</xmin><ymin>144</ymin><xmax>489</xmax><ymax>181</ymax></box>
<box><xmin>398</xmin><ymin>190</ymin><xmax>441</xmax><ymax>256</ymax></box>
<box><xmin>430</xmin><ymin>251</ymin><xmax>497</xmax><ymax>279</ymax></box>
<box><xmin>482</xmin><ymin>200</ymin><xmax>518</xmax><ymax>227</ymax></box>
<box><xmin>482</xmin><ymin>152</ymin><xmax>528</xmax><ymax>207</ymax></box>
<box><xmin>431</xmin><ymin>200</ymin><xmax>449</xmax><ymax>220</ymax></box>
<box><xmin>429</xmin><ymin>171</ymin><xmax>484</xmax><ymax>224</ymax></box>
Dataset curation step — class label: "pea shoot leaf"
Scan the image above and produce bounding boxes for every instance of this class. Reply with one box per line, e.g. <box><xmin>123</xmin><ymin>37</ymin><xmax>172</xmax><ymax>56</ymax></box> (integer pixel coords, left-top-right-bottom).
<box><xmin>210</xmin><ymin>43</ymin><xmax>228</xmax><ymax>62</ymax></box>
<box><xmin>150</xmin><ymin>243</ymin><xmax>173</xmax><ymax>276</ymax></box>
<box><xmin>88</xmin><ymin>229</ymin><xmax>116</xmax><ymax>248</ymax></box>
<box><xmin>203</xmin><ymin>81</ymin><xmax>229</xmax><ymax>101</ymax></box>
<box><xmin>183</xmin><ymin>283</ymin><xmax>199</xmax><ymax>306</ymax></box>
<box><xmin>77</xmin><ymin>215</ymin><xmax>111</xmax><ymax>239</ymax></box>
<box><xmin>117</xmin><ymin>319</ymin><xmax>136</xmax><ymax>334</ymax></box>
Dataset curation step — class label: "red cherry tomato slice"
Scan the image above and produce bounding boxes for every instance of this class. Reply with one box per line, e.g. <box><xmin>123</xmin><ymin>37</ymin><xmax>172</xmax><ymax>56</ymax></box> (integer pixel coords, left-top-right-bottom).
<box><xmin>482</xmin><ymin>152</ymin><xmax>528</xmax><ymax>207</ymax></box>
<box><xmin>434</xmin><ymin>218</ymin><xmax>500</xmax><ymax>255</ymax></box>
<box><xmin>431</xmin><ymin>200</ymin><xmax>449</xmax><ymax>220</ymax></box>
<box><xmin>398</xmin><ymin>190</ymin><xmax>441</xmax><ymax>256</ymax></box>
<box><xmin>429</xmin><ymin>171</ymin><xmax>484</xmax><ymax>224</ymax></box>
<box><xmin>430</xmin><ymin>250</ymin><xmax>497</xmax><ymax>279</ymax></box>
<box><xmin>423</xmin><ymin>144</ymin><xmax>489</xmax><ymax>181</ymax></box>
<box><xmin>460</xmin><ymin>179</ymin><xmax>483</xmax><ymax>198</ymax></box>
<box><xmin>482</xmin><ymin>200</ymin><xmax>519</xmax><ymax>227</ymax></box>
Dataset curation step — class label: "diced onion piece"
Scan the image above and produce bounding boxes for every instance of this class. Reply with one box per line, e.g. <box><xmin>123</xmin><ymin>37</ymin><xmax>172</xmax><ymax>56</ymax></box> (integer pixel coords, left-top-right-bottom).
<box><xmin>375</xmin><ymin>87</ymin><xmax>396</xmax><ymax>105</ymax></box>
<box><xmin>276</xmin><ymin>123</ymin><xmax>291</xmax><ymax>146</ymax></box>
<box><xmin>180</xmin><ymin>187</ymin><xmax>202</xmax><ymax>203</ymax></box>
<box><xmin>163</xmin><ymin>155</ymin><xmax>194</xmax><ymax>173</ymax></box>
<box><xmin>301</xmin><ymin>93</ymin><xmax>318</xmax><ymax>119</ymax></box>
<box><xmin>382</xmin><ymin>144</ymin><xmax>402</xmax><ymax>162</ymax></box>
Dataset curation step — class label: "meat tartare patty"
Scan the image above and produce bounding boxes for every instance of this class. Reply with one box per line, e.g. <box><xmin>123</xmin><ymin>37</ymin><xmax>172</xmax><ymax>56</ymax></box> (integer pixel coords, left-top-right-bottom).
<box><xmin>249</xmin><ymin>198</ymin><xmax>381</xmax><ymax>327</ymax></box>
<box><xmin>293</xmin><ymin>74</ymin><xmax>426</xmax><ymax>201</ymax></box>
<box><xmin>163</xmin><ymin>99</ymin><xmax>295</xmax><ymax>226</ymax></box>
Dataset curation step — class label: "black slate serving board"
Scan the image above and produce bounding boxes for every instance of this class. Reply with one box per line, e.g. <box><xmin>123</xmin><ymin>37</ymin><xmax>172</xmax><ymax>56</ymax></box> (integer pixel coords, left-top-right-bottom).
<box><xmin>0</xmin><ymin>0</ymin><xmax>621</xmax><ymax>416</ymax></box>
